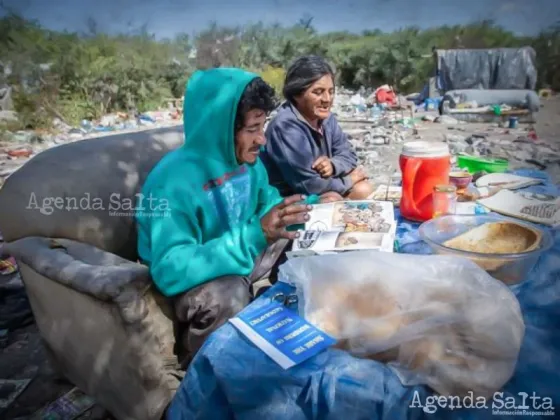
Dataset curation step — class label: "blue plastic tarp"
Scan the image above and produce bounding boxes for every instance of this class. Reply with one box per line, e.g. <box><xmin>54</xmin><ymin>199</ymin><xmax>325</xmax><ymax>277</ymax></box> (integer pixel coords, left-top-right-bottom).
<box><xmin>168</xmin><ymin>170</ymin><xmax>560</xmax><ymax>420</ymax></box>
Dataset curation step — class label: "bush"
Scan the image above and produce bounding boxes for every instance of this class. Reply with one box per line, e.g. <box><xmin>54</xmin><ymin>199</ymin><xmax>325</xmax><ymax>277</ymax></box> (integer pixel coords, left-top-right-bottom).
<box><xmin>259</xmin><ymin>66</ymin><xmax>286</xmax><ymax>99</ymax></box>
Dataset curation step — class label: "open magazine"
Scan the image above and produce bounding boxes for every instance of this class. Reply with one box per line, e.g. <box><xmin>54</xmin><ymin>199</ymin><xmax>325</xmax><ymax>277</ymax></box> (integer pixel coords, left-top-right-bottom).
<box><xmin>288</xmin><ymin>200</ymin><xmax>397</xmax><ymax>257</ymax></box>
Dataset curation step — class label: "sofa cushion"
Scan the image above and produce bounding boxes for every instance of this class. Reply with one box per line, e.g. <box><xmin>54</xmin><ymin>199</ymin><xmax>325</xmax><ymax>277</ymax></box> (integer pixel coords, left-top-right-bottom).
<box><xmin>0</xmin><ymin>126</ymin><xmax>183</xmax><ymax>260</ymax></box>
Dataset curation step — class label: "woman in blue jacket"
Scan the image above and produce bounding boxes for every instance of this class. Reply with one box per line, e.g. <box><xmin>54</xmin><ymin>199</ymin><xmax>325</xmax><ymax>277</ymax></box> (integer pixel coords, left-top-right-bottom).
<box><xmin>261</xmin><ymin>55</ymin><xmax>374</xmax><ymax>200</ymax></box>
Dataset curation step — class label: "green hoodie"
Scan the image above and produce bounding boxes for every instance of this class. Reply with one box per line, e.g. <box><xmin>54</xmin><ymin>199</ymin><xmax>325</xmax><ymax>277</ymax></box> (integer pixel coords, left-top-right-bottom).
<box><xmin>136</xmin><ymin>68</ymin><xmax>282</xmax><ymax>297</ymax></box>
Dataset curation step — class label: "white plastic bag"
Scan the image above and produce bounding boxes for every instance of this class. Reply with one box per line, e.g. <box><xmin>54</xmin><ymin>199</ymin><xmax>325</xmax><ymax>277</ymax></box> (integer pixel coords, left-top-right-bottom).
<box><xmin>279</xmin><ymin>251</ymin><xmax>525</xmax><ymax>398</ymax></box>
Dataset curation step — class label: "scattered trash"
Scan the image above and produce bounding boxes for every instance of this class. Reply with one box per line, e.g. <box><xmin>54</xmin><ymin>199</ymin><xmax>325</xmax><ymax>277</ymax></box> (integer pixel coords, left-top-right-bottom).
<box><xmin>3</xmin><ymin>131</ymin><xmax>43</xmax><ymax>144</ymax></box>
<box><xmin>31</xmin><ymin>387</ymin><xmax>96</xmax><ymax>420</ymax></box>
<box><xmin>528</xmin><ymin>130</ymin><xmax>538</xmax><ymax>141</ymax></box>
<box><xmin>0</xmin><ymin>85</ymin><xmax>558</xmax><ymax>190</ymax></box>
<box><xmin>0</xmin><ymin>111</ymin><xmax>18</xmax><ymax>122</ymax></box>
<box><xmin>374</xmin><ymin>85</ymin><xmax>397</xmax><ymax>107</ymax></box>
<box><xmin>435</xmin><ymin>115</ymin><xmax>459</xmax><ymax>125</ymax></box>
<box><xmin>0</xmin><ymin>256</ymin><xmax>17</xmax><ymax>275</ymax></box>
<box><xmin>138</xmin><ymin>114</ymin><xmax>156</xmax><ymax>126</ymax></box>
<box><xmin>6</xmin><ymin>149</ymin><xmax>33</xmax><ymax>158</ymax></box>
<box><xmin>0</xmin><ymin>378</ymin><xmax>33</xmax><ymax>411</ymax></box>
<box><xmin>423</xmin><ymin>98</ymin><xmax>440</xmax><ymax>111</ymax></box>
<box><xmin>526</xmin><ymin>159</ymin><xmax>547</xmax><ymax>170</ymax></box>
<box><xmin>0</xmin><ymin>105</ymin><xmax>183</xmax><ymax>184</ymax></box>
<box><xmin>98</xmin><ymin>114</ymin><xmax>118</xmax><ymax>127</ymax></box>
<box><xmin>349</xmin><ymin>94</ymin><xmax>366</xmax><ymax>108</ymax></box>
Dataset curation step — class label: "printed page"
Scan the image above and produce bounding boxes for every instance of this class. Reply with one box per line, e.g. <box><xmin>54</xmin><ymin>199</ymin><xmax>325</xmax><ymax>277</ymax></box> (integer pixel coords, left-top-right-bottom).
<box><xmin>290</xmin><ymin>229</ymin><xmax>394</xmax><ymax>256</ymax></box>
<box><xmin>478</xmin><ymin>190</ymin><xmax>560</xmax><ymax>227</ymax></box>
<box><xmin>306</xmin><ymin>200</ymin><xmax>396</xmax><ymax>235</ymax></box>
<box><xmin>291</xmin><ymin>200</ymin><xmax>397</xmax><ymax>257</ymax></box>
<box><xmin>305</xmin><ymin>202</ymin><xmax>337</xmax><ymax>231</ymax></box>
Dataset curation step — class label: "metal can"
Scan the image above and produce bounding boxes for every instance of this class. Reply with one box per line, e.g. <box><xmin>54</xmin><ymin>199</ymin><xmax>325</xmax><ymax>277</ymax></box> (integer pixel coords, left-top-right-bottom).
<box><xmin>433</xmin><ymin>184</ymin><xmax>457</xmax><ymax>218</ymax></box>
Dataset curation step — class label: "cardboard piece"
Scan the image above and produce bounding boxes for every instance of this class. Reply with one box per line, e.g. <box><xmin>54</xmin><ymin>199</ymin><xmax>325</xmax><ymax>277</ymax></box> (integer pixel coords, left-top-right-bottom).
<box><xmin>477</xmin><ymin>190</ymin><xmax>560</xmax><ymax>227</ymax></box>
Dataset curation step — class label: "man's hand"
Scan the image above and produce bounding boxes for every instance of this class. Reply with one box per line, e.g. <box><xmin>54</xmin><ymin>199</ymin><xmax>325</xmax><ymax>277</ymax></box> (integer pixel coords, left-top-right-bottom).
<box><xmin>319</xmin><ymin>191</ymin><xmax>344</xmax><ymax>203</ymax></box>
<box><xmin>260</xmin><ymin>194</ymin><xmax>312</xmax><ymax>243</ymax></box>
<box><xmin>312</xmin><ymin>156</ymin><xmax>334</xmax><ymax>178</ymax></box>
<box><xmin>349</xmin><ymin>166</ymin><xmax>368</xmax><ymax>185</ymax></box>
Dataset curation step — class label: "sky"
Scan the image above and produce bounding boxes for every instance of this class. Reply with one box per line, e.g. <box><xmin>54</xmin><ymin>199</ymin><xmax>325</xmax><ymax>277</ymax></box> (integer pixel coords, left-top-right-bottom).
<box><xmin>2</xmin><ymin>0</ymin><xmax>559</xmax><ymax>38</ymax></box>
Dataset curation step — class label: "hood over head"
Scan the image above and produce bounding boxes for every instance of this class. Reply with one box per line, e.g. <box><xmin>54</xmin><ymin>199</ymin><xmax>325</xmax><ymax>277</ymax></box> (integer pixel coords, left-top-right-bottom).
<box><xmin>182</xmin><ymin>67</ymin><xmax>258</xmax><ymax>167</ymax></box>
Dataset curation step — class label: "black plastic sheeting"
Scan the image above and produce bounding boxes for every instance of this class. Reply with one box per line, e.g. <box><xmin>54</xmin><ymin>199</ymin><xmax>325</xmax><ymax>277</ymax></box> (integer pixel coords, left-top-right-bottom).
<box><xmin>436</xmin><ymin>47</ymin><xmax>537</xmax><ymax>92</ymax></box>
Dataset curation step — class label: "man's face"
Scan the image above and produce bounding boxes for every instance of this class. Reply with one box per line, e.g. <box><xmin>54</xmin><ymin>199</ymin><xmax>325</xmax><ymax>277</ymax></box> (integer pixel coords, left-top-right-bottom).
<box><xmin>295</xmin><ymin>74</ymin><xmax>335</xmax><ymax>122</ymax></box>
<box><xmin>235</xmin><ymin>109</ymin><xmax>267</xmax><ymax>165</ymax></box>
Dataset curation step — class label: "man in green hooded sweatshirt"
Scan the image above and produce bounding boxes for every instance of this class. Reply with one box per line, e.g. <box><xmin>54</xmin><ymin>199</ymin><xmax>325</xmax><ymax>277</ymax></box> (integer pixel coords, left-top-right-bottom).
<box><xmin>136</xmin><ymin>68</ymin><xmax>313</xmax><ymax>365</ymax></box>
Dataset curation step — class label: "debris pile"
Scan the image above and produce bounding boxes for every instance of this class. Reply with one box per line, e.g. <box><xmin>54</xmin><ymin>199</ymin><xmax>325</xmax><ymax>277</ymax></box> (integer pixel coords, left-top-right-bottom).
<box><xmin>0</xmin><ymin>108</ymin><xmax>182</xmax><ymax>186</ymax></box>
<box><xmin>1</xmin><ymin>87</ymin><xmax>560</xmax><ymax>189</ymax></box>
<box><xmin>444</xmin><ymin>128</ymin><xmax>560</xmax><ymax>172</ymax></box>
<box><xmin>333</xmin><ymin>87</ymin><xmax>560</xmax><ymax>186</ymax></box>
<box><xmin>332</xmin><ymin>89</ymin><xmax>418</xmax><ymax>185</ymax></box>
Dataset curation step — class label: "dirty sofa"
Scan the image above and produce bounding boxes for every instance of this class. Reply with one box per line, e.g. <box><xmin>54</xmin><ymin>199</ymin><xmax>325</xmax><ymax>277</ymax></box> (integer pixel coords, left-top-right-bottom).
<box><xmin>0</xmin><ymin>127</ymin><xmax>184</xmax><ymax>420</ymax></box>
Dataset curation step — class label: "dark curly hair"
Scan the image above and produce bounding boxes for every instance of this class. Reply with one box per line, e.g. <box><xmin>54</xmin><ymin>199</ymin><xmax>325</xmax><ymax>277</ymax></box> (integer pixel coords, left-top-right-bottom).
<box><xmin>283</xmin><ymin>55</ymin><xmax>335</xmax><ymax>103</ymax></box>
<box><xmin>234</xmin><ymin>77</ymin><xmax>277</xmax><ymax>132</ymax></box>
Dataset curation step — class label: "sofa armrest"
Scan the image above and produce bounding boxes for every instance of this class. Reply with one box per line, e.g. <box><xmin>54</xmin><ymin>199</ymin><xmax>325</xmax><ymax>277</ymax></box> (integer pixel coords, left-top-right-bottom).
<box><xmin>5</xmin><ymin>236</ymin><xmax>150</xmax><ymax>302</ymax></box>
<box><xmin>14</xmin><ymin>248</ymin><xmax>180</xmax><ymax>420</ymax></box>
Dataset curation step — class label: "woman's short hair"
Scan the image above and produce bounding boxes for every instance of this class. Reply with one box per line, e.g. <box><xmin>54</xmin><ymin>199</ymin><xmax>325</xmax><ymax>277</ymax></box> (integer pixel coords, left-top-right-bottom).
<box><xmin>283</xmin><ymin>55</ymin><xmax>335</xmax><ymax>103</ymax></box>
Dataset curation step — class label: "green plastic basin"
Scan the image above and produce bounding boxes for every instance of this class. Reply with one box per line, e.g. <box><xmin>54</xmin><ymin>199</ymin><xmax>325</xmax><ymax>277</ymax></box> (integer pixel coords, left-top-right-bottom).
<box><xmin>457</xmin><ymin>155</ymin><xmax>509</xmax><ymax>174</ymax></box>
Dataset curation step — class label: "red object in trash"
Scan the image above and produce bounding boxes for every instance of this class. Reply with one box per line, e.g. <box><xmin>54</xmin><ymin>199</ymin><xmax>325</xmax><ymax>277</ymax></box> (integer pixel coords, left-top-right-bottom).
<box><xmin>528</xmin><ymin>130</ymin><xmax>538</xmax><ymax>141</ymax></box>
<box><xmin>399</xmin><ymin>141</ymin><xmax>451</xmax><ymax>222</ymax></box>
<box><xmin>375</xmin><ymin>86</ymin><xmax>397</xmax><ymax>106</ymax></box>
<box><xmin>7</xmin><ymin>149</ymin><xmax>32</xmax><ymax>158</ymax></box>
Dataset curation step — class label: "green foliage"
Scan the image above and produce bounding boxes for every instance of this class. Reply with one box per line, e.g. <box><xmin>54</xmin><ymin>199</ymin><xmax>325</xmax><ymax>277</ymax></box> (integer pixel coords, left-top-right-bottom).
<box><xmin>0</xmin><ymin>13</ymin><xmax>558</xmax><ymax>129</ymax></box>
<box><xmin>259</xmin><ymin>66</ymin><xmax>286</xmax><ymax>99</ymax></box>
<box><xmin>10</xmin><ymin>87</ymin><xmax>52</xmax><ymax>129</ymax></box>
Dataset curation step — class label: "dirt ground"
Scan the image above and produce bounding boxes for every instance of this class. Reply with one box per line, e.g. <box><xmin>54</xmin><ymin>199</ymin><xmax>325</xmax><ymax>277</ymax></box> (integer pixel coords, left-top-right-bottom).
<box><xmin>0</xmin><ymin>96</ymin><xmax>558</xmax><ymax>419</ymax></box>
<box><xmin>533</xmin><ymin>96</ymin><xmax>560</xmax><ymax>181</ymax></box>
<box><xmin>534</xmin><ymin>96</ymin><xmax>560</xmax><ymax>139</ymax></box>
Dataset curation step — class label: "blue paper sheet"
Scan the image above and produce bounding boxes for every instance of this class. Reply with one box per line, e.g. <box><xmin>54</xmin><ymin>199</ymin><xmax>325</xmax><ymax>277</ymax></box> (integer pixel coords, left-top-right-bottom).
<box><xmin>168</xmin><ymin>170</ymin><xmax>560</xmax><ymax>420</ymax></box>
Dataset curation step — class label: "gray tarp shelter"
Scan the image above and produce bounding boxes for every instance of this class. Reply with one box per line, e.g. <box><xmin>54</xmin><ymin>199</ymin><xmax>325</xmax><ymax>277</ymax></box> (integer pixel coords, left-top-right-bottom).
<box><xmin>435</xmin><ymin>47</ymin><xmax>537</xmax><ymax>93</ymax></box>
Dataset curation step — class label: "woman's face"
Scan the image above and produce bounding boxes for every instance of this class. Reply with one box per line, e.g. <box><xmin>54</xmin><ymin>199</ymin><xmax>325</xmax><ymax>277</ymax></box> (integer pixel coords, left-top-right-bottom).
<box><xmin>295</xmin><ymin>74</ymin><xmax>335</xmax><ymax>122</ymax></box>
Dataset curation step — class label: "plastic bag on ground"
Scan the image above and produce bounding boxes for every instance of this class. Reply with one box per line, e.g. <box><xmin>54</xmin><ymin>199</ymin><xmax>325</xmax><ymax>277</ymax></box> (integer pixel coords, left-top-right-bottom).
<box><xmin>279</xmin><ymin>251</ymin><xmax>525</xmax><ymax>398</ymax></box>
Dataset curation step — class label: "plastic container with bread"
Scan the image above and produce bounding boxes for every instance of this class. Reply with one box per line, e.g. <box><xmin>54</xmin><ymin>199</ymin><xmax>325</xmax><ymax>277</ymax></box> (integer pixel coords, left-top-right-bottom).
<box><xmin>280</xmin><ymin>251</ymin><xmax>525</xmax><ymax>398</ymax></box>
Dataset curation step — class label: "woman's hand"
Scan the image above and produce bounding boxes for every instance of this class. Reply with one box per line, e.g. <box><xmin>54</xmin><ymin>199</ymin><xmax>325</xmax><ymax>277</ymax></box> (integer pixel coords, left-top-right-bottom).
<box><xmin>312</xmin><ymin>156</ymin><xmax>334</xmax><ymax>178</ymax></box>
